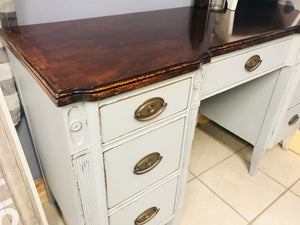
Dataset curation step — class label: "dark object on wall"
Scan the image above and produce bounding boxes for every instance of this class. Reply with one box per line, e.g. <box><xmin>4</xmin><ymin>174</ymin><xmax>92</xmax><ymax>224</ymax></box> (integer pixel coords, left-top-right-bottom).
<box><xmin>0</xmin><ymin>12</ymin><xmax>18</xmax><ymax>27</ymax></box>
<box><xmin>194</xmin><ymin>0</ymin><xmax>209</xmax><ymax>8</ymax></box>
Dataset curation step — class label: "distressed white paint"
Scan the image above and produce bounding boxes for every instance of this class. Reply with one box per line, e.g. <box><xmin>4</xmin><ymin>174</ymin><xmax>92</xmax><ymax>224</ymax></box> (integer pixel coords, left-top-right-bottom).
<box><xmin>201</xmin><ymin>37</ymin><xmax>292</xmax><ymax>99</ymax></box>
<box><xmin>109</xmin><ymin>177</ymin><xmax>178</xmax><ymax>225</ymax></box>
<box><xmin>104</xmin><ymin>118</ymin><xmax>185</xmax><ymax>208</ymax></box>
<box><xmin>100</xmin><ymin>77</ymin><xmax>191</xmax><ymax>143</ymax></box>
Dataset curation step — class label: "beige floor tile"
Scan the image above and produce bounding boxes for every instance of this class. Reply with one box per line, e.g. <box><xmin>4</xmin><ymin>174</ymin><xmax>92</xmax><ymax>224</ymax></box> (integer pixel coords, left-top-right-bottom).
<box><xmin>43</xmin><ymin>202</ymin><xmax>66</xmax><ymax>225</ymax></box>
<box><xmin>199</xmin><ymin>155</ymin><xmax>286</xmax><ymax>221</ymax></box>
<box><xmin>238</xmin><ymin>145</ymin><xmax>300</xmax><ymax>187</ymax></box>
<box><xmin>289</xmin><ymin>130</ymin><xmax>300</xmax><ymax>155</ymax></box>
<box><xmin>189</xmin><ymin>130</ymin><xmax>235</xmax><ymax>175</ymax></box>
<box><xmin>179</xmin><ymin>179</ymin><xmax>247</xmax><ymax>225</ymax></box>
<box><xmin>253</xmin><ymin>191</ymin><xmax>300</xmax><ymax>225</ymax></box>
<box><xmin>198</xmin><ymin>122</ymin><xmax>248</xmax><ymax>151</ymax></box>
<box><xmin>188</xmin><ymin>171</ymin><xmax>194</xmax><ymax>181</ymax></box>
<box><xmin>291</xmin><ymin>180</ymin><xmax>300</xmax><ymax>196</ymax></box>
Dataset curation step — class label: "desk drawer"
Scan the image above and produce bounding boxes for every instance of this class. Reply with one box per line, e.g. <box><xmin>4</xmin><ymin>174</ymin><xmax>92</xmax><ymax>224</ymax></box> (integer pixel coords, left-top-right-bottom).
<box><xmin>104</xmin><ymin>118</ymin><xmax>185</xmax><ymax>208</ymax></box>
<box><xmin>100</xmin><ymin>78</ymin><xmax>191</xmax><ymax>143</ymax></box>
<box><xmin>289</xmin><ymin>80</ymin><xmax>300</xmax><ymax>108</ymax></box>
<box><xmin>277</xmin><ymin>103</ymin><xmax>300</xmax><ymax>142</ymax></box>
<box><xmin>202</xmin><ymin>39</ymin><xmax>290</xmax><ymax>96</ymax></box>
<box><xmin>109</xmin><ymin>177</ymin><xmax>178</xmax><ymax>225</ymax></box>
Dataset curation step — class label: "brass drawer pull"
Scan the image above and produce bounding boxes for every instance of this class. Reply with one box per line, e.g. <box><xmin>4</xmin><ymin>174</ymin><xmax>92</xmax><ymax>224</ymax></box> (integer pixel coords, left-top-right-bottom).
<box><xmin>289</xmin><ymin>114</ymin><xmax>299</xmax><ymax>126</ymax></box>
<box><xmin>134</xmin><ymin>153</ymin><xmax>163</xmax><ymax>175</ymax></box>
<box><xmin>134</xmin><ymin>97</ymin><xmax>167</xmax><ymax>122</ymax></box>
<box><xmin>134</xmin><ymin>207</ymin><xmax>160</xmax><ymax>225</ymax></box>
<box><xmin>245</xmin><ymin>55</ymin><xmax>262</xmax><ymax>72</ymax></box>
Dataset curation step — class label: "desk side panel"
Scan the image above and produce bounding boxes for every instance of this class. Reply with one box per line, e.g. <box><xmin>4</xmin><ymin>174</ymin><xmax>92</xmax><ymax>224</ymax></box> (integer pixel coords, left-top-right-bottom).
<box><xmin>7</xmin><ymin>50</ymin><xmax>84</xmax><ymax>225</ymax></box>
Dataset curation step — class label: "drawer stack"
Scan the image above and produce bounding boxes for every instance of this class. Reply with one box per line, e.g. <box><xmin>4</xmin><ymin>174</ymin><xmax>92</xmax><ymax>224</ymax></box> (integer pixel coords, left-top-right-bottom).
<box><xmin>276</xmin><ymin>76</ymin><xmax>300</xmax><ymax>144</ymax></box>
<box><xmin>99</xmin><ymin>77</ymin><xmax>192</xmax><ymax>225</ymax></box>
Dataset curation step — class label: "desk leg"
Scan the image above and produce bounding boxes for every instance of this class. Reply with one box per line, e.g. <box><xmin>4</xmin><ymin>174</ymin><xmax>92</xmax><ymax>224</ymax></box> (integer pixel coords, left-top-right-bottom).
<box><xmin>249</xmin><ymin>66</ymin><xmax>299</xmax><ymax>175</ymax></box>
<box><xmin>249</xmin><ymin>145</ymin><xmax>267</xmax><ymax>175</ymax></box>
<box><xmin>282</xmin><ymin>135</ymin><xmax>293</xmax><ymax>151</ymax></box>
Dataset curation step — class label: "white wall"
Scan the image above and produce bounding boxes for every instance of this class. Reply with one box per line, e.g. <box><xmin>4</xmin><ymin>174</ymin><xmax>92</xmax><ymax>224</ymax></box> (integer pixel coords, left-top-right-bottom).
<box><xmin>15</xmin><ymin>0</ymin><xmax>193</xmax><ymax>25</ymax></box>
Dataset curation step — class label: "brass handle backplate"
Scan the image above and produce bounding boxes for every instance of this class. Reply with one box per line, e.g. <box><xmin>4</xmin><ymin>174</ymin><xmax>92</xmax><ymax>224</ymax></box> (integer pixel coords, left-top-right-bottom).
<box><xmin>134</xmin><ymin>207</ymin><xmax>160</xmax><ymax>225</ymax></box>
<box><xmin>134</xmin><ymin>153</ymin><xmax>163</xmax><ymax>175</ymax></box>
<box><xmin>134</xmin><ymin>97</ymin><xmax>167</xmax><ymax>122</ymax></box>
<box><xmin>289</xmin><ymin>114</ymin><xmax>299</xmax><ymax>126</ymax></box>
<box><xmin>245</xmin><ymin>55</ymin><xmax>262</xmax><ymax>72</ymax></box>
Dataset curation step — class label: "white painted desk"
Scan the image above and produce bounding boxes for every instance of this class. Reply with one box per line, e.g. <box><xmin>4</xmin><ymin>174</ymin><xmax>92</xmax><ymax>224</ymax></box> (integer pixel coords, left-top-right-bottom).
<box><xmin>1</xmin><ymin>3</ymin><xmax>300</xmax><ymax>225</ymax></box>
<box><xmin>4</xmin><ymin>34</ymin><xmax>300</xmax><ymax>225</ymax></box>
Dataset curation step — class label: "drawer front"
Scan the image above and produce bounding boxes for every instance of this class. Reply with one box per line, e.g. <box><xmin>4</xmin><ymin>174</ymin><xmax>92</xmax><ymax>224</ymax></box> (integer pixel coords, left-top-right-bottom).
<box><xmin>104</xmin><ymin>118</ymin><xmax>185</xmax><ymax>208</ymax></box>
<box><xmin>109</xmin><ymin>177</ymin><xmax>178</xmax><ymax>225</ymax></box>
<box><xmin>289</xmin><ymin>80</ymin><xmax>300</xmax><ymax>108</ymax></box>
<box><xmin>100</xmin><ymin>78</ymin><xmax>191</xmax><ymax>143</ymax></box>
<box><xmin>278</xmin><ymin>103</ymin><xmax>300</xmax><ymax>142</ymax></box>
<box><xmin>202</xmin><ymin>39</ymin><xmax>290</xmax><ymax>96</ymax></box>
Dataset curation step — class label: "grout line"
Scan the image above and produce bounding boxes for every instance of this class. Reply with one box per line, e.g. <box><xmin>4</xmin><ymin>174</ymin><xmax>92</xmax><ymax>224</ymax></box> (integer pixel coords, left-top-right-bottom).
<box><xmin>193</xmin><ymin>125</ymin><xmax>300</xmax><ymax>224</ymax></box>
<box><xmin>288</xmin><ymin>178</ymin><xmax>300</xmax><ymax>198</ymax></box>
<box><xmin>288</xmin><ymin>148</ymin><xmax>300</xmax><ymax>158</ymax></box>
<box><xmin>192</xmin><ymin>126</ymin><xmax>251</xmax><ymax>178</ymax></box>
<box><xmin>258</xmin><ymin>169</ymin><xmax>288</xmax><ymax>188</ymax></box>
<box><xmin>187</xmin><ymin>170</ymin><xmax>197</xmax><ymax>183</ymax></box>
<box><xmin>249</xmin><ymin>178</ymin><xmax>300</xmax><ymax>224</ymax></box>
<box><xmin>195</xmin><ymin>176</ymin><xmax>249</xmax><ymax>223</ymax></box>
<box><xmin>188</xmin><ymin>170</ymin><xmax>197</xmax><ymax>177</ymax></box>
<box><xmin>187</xmin><ymin>176</ymin><xmax>197</xmax><ymax>183</ymax></box>
<box><xmin>195</xmin><ymin>153</ymin><xmax>236</xmax><ymax>177</ymax></box>
<box><xmin>233</xmin><ymin>144</ymin><xmax>295</xmax><ymax>189</ymax></box>
<box><xmin>191</xmin><ymin>139</ymin><xmax>292</xmax><ymax>224</ymax></box>
<box><xmin>249</xmin><ymin>188</ymin><xmax>288</xmax><ymax>224</ymax></box>
<box><xmin>194</xmin><ymin>146</ymin><xmax>248</xmax><ymax>177</ymax></box>
<box><xmin>229</xmin><ymin>142</ymin><xmax>291</xmax><ymax>189</ymax></box>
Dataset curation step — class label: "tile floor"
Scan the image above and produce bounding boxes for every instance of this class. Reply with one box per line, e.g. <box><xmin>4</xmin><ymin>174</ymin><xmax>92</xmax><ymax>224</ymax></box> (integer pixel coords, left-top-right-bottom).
<box><xmin>43</xmin><ymin>122</ymin><xmax>300</xmax><ymax>225</ymax></box>
<box><xmin>180</xmin><ymin>122</ymin><xmax>300</xmax><ymax>225</ymax></box>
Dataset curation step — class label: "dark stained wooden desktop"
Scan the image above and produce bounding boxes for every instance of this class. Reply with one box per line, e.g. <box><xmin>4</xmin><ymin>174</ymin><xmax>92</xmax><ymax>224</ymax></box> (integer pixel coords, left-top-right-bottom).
<box><xmin>0</xmin><ymin>0</ymin><xmax>299</xmax><ymax>106</ymax></box>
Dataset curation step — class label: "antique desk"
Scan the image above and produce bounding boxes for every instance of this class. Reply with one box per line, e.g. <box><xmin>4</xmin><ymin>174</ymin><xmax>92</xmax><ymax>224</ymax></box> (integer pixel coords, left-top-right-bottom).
<box><xmin>1</xmin><ymin>1</ymin><xmax>300</xmax><ymax>225</ymax></box>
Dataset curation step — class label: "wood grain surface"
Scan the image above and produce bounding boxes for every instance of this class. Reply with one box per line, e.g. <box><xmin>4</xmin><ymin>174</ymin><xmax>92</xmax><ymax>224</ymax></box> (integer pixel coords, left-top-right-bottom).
<box><xmin>0</xmin><ymin>0</ymin><xmax>299</xmax><ymax>106</ymax></box>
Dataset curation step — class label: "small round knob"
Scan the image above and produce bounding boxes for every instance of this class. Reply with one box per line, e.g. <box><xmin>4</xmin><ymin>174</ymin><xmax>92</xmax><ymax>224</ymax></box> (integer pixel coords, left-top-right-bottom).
<box><xmin>194</xmin><ymin>81</ymin><xmax>201</xmax><ymax>90</ymax></box>
<box><xmin>70</xmin><ymin>121</ymin><xmax>82</xmax><ymax>132</ymax></box>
